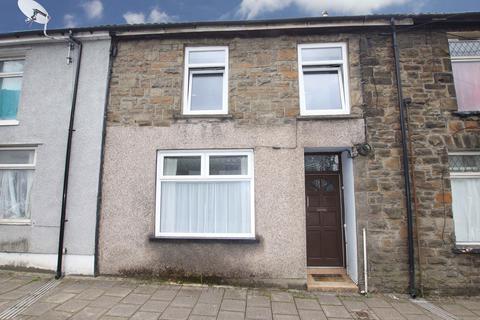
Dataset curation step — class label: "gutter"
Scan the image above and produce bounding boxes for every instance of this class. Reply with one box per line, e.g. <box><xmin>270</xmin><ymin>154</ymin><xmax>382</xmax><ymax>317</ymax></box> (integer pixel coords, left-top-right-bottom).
<box><xmin>1</xmin><ymin>11</ymin><xmax>480</xmax><ymax>40</ymax></box>
<box><xmin>0</xmin><ymin>19</ymin><xmax>414</xmax><ymax>46</ymax></box>
<box><xmin>55</xmin><ymin>31</ymin><xmax>83</xmax><ymax>279</ymax></box>
<box><xmin>390</xmin><ymin>18</ymin><xmax>417</xmax><ymax>298</ymax></box>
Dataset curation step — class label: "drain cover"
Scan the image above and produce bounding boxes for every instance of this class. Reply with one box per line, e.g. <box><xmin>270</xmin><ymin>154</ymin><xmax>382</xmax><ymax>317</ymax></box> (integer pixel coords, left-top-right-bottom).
<box><xmin>354</xmin><ymin>310</ymin><xmax>374</xmax><ymax>319</ymax></box>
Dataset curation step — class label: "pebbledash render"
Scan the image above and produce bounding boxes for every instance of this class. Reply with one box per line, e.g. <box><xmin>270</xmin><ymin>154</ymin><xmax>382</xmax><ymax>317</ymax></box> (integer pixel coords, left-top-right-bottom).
<box><xmin>97</xmin><ymin>13</ymin><xmax>480</xmax><ymax>296</ymax></box>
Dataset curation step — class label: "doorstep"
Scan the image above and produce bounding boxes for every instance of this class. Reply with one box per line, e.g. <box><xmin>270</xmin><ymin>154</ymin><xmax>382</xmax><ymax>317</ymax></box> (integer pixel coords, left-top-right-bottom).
<box><xmin>307</xmin><ymin>267</ymin><xmax>358</xmax><ymax>293</ymax></box>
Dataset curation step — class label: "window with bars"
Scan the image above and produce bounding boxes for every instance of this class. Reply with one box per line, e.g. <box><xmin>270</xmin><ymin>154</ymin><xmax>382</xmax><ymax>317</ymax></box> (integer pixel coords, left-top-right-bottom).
<box><xmin>449</xmin><ymin>40</ymin><xmax>480</xmax><ymax>112</ymax></box>
<box><xmin>449</xmin><ymin>152</ymin><xmax>480</xmax><ymax>245</ymax></box>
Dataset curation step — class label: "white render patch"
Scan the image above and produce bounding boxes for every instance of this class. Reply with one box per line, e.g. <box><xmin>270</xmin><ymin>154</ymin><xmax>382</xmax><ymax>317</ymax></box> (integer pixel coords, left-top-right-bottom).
<box><xmin>0</xmin><ymin>278</ymin><xmax>59</xmax><ymax>319</ymax></box>
<box><xmin>0</xmin><ymin>253</ymin><xmax>94</xmax><ymax>275</ymax></box>
<box><xmin>412</xmin><ymin>299</ymin><xmax>458</xmax><ymax>320</ymax></box>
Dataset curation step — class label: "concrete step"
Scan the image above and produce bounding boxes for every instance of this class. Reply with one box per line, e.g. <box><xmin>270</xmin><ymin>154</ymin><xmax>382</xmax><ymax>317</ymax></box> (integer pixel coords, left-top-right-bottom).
<box><xmin>306</xmin><ymin>268</ymin><xmax>358</xmax><ymax>293</ymax></box>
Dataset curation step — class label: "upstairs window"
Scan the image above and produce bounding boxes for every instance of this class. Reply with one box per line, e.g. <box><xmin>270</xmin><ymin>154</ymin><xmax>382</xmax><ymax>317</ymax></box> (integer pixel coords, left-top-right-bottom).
<box><xmin>449</xmin><ymin>40</ymin><xmax>480</xmax><ymax>112</ymax></box>
<box><xmin>0</xmin><ymin>148</ymin><xmax>35</xmax><ymax>222</ymax></box>
<box><xmin>0</xmin><ymin>59</ymin><xmax>24</xmax><ymax>123</ymax></box>
<box><xmin>155</xmin><ymin>150</ymin><xmax>254</xmax><ymax>239</ymax></box>
<box><xmin>183</xmin><ymin>47</ymin><xmax>228</xmax><ymax>115</ymax></box>
<box><xmin>298</xmin><ymin>43</ymin><xmax>350</xmax><ymax>116</ymax></box>
<box><xmin>449</xmin><ymin>152</ymin><xmax>480</xmax><ymax>245</ymax></box>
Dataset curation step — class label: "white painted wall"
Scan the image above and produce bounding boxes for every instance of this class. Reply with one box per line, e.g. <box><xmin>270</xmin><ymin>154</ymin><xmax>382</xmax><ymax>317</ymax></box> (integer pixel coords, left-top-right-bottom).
<box><xmin>0</xmin><ymin>39</ymin><xmax>110</xmax><ymax>275</ymax></box>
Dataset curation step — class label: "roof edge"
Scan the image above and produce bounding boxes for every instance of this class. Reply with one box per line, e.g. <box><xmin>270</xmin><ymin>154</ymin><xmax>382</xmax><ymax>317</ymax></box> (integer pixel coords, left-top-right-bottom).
<box><xmin>0</xmin><ymin>11</ymin><xmax>479</xmax><ymax>42</ymax></box>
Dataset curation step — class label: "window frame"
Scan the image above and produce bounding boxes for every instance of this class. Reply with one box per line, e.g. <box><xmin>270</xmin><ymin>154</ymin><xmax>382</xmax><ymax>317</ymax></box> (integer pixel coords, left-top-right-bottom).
<box><xmin>0</xmin><ymin>147</ymin><xmax>36</xmax><ymax>225</ymax></box>
<box><xmin>0</xmin><ymin>57</ymin><xmax>24</xmax><ymax>126</ymax></box>
<box><xmin>182</xmin><ymin>46</ymin><xmax>229</xmax><ymax>115</ymax></box>
<box><xmin>297</xmin><ymin>43</ymin><xmax>350</xmax><ymax>116</ymax></box>
<box><xmin>449</xmin><ymin>151</ymin><xmax>480</xmax><ymax>246</ymax></box>
<box><xmin>155</xmin><ymin>149</ymin><xmax>255</xmax><ymax>239</ymax></box>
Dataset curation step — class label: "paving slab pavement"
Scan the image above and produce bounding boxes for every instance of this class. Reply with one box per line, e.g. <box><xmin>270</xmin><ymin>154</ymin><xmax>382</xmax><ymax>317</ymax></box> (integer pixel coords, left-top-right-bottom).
<box><xmin>0</xmin><ymin>270</ymin><xmax>479</xmax><ymax>320</ymax></box>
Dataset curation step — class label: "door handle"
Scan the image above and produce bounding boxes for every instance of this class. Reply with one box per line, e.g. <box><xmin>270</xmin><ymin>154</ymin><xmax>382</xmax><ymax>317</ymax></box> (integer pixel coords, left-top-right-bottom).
<box><xmin>316</xmin><ymin>208</ymin><xmax>327</xmax><ymax>212</ymax></box>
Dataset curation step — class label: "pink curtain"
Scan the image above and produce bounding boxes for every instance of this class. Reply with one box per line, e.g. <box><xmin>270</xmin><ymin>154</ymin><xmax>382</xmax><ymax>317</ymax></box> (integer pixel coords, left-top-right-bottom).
<box><xmin>452</xmin><ymin>61</ymin><xmax>480</xmax><ymax>111</ymax></box>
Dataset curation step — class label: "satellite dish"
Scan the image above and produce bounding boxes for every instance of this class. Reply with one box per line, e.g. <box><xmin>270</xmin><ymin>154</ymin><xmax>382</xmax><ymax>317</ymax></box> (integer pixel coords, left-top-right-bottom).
<box><xmin>18</xmin><ymin>0</ymin><xmax>51</xmax><ymax>25</ymax></box>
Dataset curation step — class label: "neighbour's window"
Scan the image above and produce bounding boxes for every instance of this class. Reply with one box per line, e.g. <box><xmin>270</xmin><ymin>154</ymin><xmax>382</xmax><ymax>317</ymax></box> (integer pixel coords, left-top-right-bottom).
<box><xmin>297</xmin><ymin>43</ymin><xmax>350</xmax><ymax>115</ymax></box>
<box><xmin>155</xmin><ymin>150</ymin><xmax>254</xmax><ymax>239</ymax></box>
<box><xmin>183</xmin><ymin>47</ymin><xmax>228</xmax><ymax>115</ymax></box>
<box><xmin>0</xmin><ymin>148</ymin><xmax>35</xmax><ymax>222</ymax></box>
<box><xmin>449</xmin><ymin>152</ymin><xmax>480</xmax><ymax>245</ymax></box>
<box><xmin>0</xmin><ymin>59</ymin><xmax>24</xmax><ymax>122</ymax></box>
<box><xmin>449</xmin><ymin>40</ymin><xmax>480</xmax><ymax>112</ymax></box>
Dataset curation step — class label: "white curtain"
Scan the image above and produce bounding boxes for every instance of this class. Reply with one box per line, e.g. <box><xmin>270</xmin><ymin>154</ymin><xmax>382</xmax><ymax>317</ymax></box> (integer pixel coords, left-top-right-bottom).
<box><xmin>160</xmin><ymin>181</ymin><xmax>251</xmax><ymax>234</ymax></box>
<box><xmin>452</xmin><ymin>61</ymin><xmax>480</xmax><ymax>111</ymax></box>
<box><xmin>0</xmin><ymin>170</ymin><xmax>33</xmax><ymax>219</ymax></box>
<box><xmin>451</xmin><ymin>178</ymin><xmax>480</xmax><ymax>243</ymax></box>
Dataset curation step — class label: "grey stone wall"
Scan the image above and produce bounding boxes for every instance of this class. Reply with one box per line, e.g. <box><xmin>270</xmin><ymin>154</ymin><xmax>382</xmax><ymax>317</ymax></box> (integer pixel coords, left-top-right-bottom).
<box><xmin>360</xmin><ymin>29</ymin><xmax>480</xmax><ymax>295</ymax></box>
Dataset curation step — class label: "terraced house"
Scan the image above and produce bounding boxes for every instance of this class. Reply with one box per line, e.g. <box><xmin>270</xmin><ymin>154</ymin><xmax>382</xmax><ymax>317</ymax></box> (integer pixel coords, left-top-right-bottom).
<box><xmin>0</xmin><ymin>30</ymin><xmax>111</xmax><ymax>275</ymax></box>
<box><xmin>0</xmin><ymin>12</ymin><xmax>479</xmax><ymax>296</ymax></box>
<box><xmin>96</xmin><ymin>13</ymin><xmax>480</xmax><ymax>296</ymax></box>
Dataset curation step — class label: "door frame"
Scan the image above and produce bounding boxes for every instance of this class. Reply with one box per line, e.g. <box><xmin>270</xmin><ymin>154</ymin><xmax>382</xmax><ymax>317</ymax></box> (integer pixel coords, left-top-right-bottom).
<box><xmin>304</xmin><ymin>152</ymin><xmax>346</xmax><ymax>268</ymax></box>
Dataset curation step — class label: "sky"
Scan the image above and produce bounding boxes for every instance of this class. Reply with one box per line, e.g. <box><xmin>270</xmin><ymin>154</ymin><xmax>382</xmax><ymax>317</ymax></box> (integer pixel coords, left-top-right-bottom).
<box><xmin>1</xmin><ymin>0</ymin><xmax>480</xmax><ymax>33</ymax></box>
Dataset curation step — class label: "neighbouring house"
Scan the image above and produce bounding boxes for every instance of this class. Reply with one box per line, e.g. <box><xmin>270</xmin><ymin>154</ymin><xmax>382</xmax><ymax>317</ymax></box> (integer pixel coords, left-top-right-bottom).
<box><xmin>0</xmin><ymin>30</ymin><xmax>111</xmax><ymax>275</ymax></box>
<box><xmin>98</xmin><ymin>13</ymin><xmax>480</xmax><ymax>295</ymax></box>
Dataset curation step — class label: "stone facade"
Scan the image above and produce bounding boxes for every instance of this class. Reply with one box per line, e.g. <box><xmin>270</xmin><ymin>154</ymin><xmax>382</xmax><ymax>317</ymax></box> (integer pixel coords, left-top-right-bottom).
<box><xmin>360</xmin><ymin>29</ymin><xmax>480</xmax><ymax>295</ymax></box>
<box><xmin>101</xmin><ymin>25</ymin><xmax>480</xmax><ymax>295</ymax></box>
<box><xmin>107</xmin><ymin>34</ymin><xmax>363</xmax><ymax>127</ymax></box>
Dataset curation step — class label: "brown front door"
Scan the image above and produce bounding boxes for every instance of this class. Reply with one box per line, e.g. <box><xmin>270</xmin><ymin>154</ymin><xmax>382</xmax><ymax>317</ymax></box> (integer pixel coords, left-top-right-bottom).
<box><xmin>305</xmin><ymin>172</ymin><xmax>344</xmax><ymax>267</ymax></box>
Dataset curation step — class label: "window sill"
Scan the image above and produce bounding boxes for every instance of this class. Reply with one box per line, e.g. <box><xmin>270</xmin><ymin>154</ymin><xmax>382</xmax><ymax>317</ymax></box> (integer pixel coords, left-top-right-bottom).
<box><xmin>296</xmin><ymin>114</ymin><xmax>363</xmax><ymax>121</ymax></box>
<box><xmin>451</xmin><ymin>111</ymin><xmax>480</xmax><ymax>118</ymax></box>
<box><xmin>0</xmin><ymin>219</ymin><xmax>31</xmax><ymax>225</ymax></box>
<box><xmin>149</xmin><ymin>234</ymin><xmax>260</xmax><ymax>243</ymax></box>
<box><xmin>0</xmin><ymin>120</ymin><xmax>19</xmax><ymax>126</ymax></box>
<box><xmin>173</xmin><ymin>113</ymin><xmax>233</xmax><ymax>120</ymax></box>
<box><xmin>452</xmin><ymin>245</ymin><xmax>480</xmax><ymax>254</ymax></box>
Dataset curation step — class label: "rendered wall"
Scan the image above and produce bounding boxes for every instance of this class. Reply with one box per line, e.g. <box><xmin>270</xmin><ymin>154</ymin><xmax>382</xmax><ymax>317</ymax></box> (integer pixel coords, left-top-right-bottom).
<box><xmin>100</xmin><ymin>33</ymin><xmax>366</xmax><ymax>286</ymax></box>
<box><xmin>0</xmin><ymin>39</ymin><xmax>110</xmax><ymax>275</ymax></box>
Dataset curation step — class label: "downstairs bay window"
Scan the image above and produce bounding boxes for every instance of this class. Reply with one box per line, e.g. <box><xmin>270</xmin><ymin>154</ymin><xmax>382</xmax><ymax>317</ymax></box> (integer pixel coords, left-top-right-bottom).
<box><xmin>155</xmin><ymin>150</ymin><xmax>254</xmax><ymax>239</ymax></box>
<box><xmin>449</xmin><ymin>152</ymin><xmax>480</xmax><ymax>245</ymax></box>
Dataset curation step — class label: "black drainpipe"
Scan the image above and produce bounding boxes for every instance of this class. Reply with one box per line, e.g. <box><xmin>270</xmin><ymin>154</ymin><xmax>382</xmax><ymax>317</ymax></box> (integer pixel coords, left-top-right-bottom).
<box><xmin>56</xmin><ymin>31</ymin><xmax>83</xmax><ymax>279</ymax></box>
<box><xmin>390</xmin><ymin>18</ymin><xmax>416</xmax><ymax>298</ymax></box>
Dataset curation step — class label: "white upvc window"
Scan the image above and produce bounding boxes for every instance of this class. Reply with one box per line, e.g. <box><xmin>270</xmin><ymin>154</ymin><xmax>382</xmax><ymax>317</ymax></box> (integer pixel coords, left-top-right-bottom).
<box><xmin>183</xmin><ymin>47</ymin><xmax>229</xmax><ymax>115</ymax></box>
<box><xmin>297</xmin><ymin>43</ymin><xmax>350</xmax><ymax>116</ymax></box>
<box><xmin>449</xmin><ymin>152</ymin><xmax>480</xmax><ymax>245</ymax></box>
<box><xmin>155</xmin><ymin>149</ymin><xmax>255</xmax><ymax>239</ymax></box>
<box><xmin>0</xmin><ymin>58</ymin><xmax>24</xmax><ymax>125</ymax></box>
<box><xmin>0</xmin><ymin>148</ymin><xmax>36</xmax><ymax>224</ymax></box>
<box><xmin>449</xmin><ymin>40</ymin><xmax>480</xmax><ymax>112</ymax></box>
